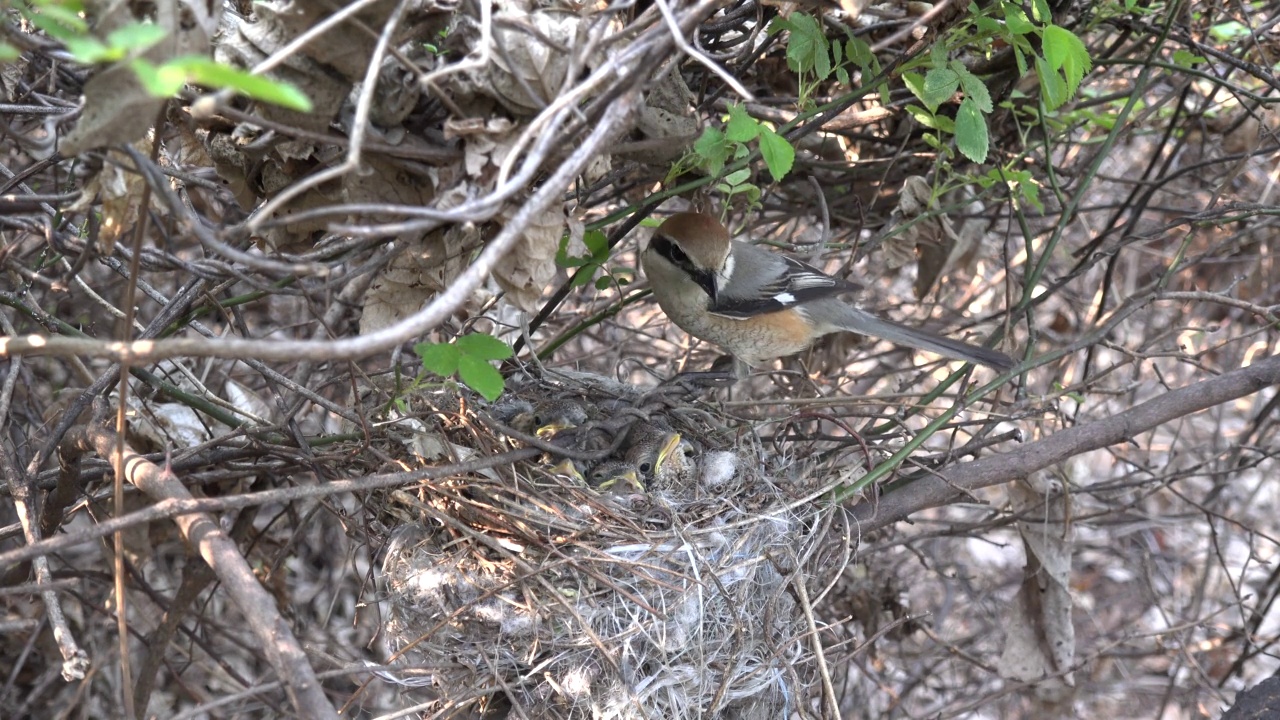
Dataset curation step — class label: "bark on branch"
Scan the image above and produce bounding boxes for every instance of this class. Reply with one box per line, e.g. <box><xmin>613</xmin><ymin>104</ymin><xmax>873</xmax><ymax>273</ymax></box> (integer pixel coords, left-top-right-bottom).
<box><xmin>852</xmin><ymin>353</ymin><xmax>1280</xmax><ymax>533</ymax></box>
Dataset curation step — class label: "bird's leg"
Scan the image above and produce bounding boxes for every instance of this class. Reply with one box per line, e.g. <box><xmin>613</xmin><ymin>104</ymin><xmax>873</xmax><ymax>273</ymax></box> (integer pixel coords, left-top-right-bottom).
<box><xmin>647</xmin><ymin>356</ymin><xmax>740</xmax><ymax>401</ymax></box>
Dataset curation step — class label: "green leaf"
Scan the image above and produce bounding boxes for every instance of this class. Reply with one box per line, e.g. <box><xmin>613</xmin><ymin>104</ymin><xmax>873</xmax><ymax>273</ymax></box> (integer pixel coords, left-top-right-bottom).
<box><xmin>774</xmin><ymin>13</ymin><xmax>830</xmax><ymax>79</ymax></box>
<box><xmin>24</xmin><ymin>4</ymin><xmax>87</xmax><ymax>40</ymax></box>
<box><xmin>594</xmin><ymin>275</ymin><xmax>614</xmax><ymax>291</ymax></box>
<box><xmin>582</xmin><ymin>229</ymin><xmax>608</xmax><ymax>259</ymax></box>
<box><xmin>570</xmin><ymin>262</ymin><xmax>600</xmax><ymax>287</ymax></box>
<box><xmin>455</xmin><ymin>333</ymin><xmax>513</xmax><ymax>361</ymax></box>
<box><xmin>726</xmin><ymin>103</ymin><xmax>759</xmax><ymax>142</ymax></box>
<box><xmin>0</xmin><ymin>43</ymin><xmax>18</xmax><ymax>61</ymax></box>
<box><xmin>723</xmin><ymin>167</ymin><xmax>751</xmax><ymax>186</ymax></box>
<box><xmin>905</xmin><ymin>104</ymin><xmax>939</xmax><ymax>129</ymax></box>
<box><xmin>1036</xmin><ymin>56</ymin><xmax>1070</xmax><ymax>111</ymax></box>
<box><xmin>416</xmin><ymin>342</ymin><xmax>461</xmax><ymax>378</ymax></box>
<box><xmin>758</xmin><ymin>127</ymin><xmax>794</xmax><ymax>182</ymax></box>
<box><xmin>693</xmin><ymin>126</ymin><xmax>730</xmax><ymax>176</ymax></box>
<box><xmin>106</xmin><ymin>22</ymin><xmax>168</xmax><ymax>54</ymax></box>
<box><xmin>130</xmin><ymin>58</ymin><xmax>187</xmax><ymax>97</ymax></box>
<box><xmin>955</xmin><ymin>97</ymin><xmax>989</xmax><ymax>163</ymax></box>
<box><xmin>166</xmin><ymin>56</ymin><xmax>313</xmax><ymax>111</ymax></box>
<box><xmin>903</xmin><ymin>72</ymin><xmax>927</xmax><ymax>104</ymax></box>
<box><xmin>846</xmin><ymin>37</ymin><xmax>873</xmax><ymax>68</ymax></box>
<box><xmin>921</xmin><ymin>67</ymin><xmax>959</xmax><ymax>112</ymax></box>
<box><xmin>953</xmin><ymin>63</ymin><xmax>993</xmax><ymax>114</ymax></box>
<box><xmin>1171</xmin><ymin>49</ymin><xmax>1205</xmax><ymax>67</ymax></box>
<box><xmin>1003</xmin><ymin>4</ymin><xmax>1034</xmax><ymax>34</ymax></box>
<box><xmin>1041</xmin><ymin>25</ymin><xmax>1091</xmax><ymax>98</ymax></box>
<box><xmin>1031</xmin><ymin>0</ymin><xmax>1051</xmax><ymax>22</ymax></box>
<box><xmin>63</xmin><ymin>36</ymin><xmax>112</xmax><ymax>63</ymax></box>
<box><xmin>835</xmin><ymin>67</ymin><xmax>850</xmax><ymax>85</ymax></box>
<box><xmin>458</xmin><ymin>355</ymin><xmax>505</xmax><ymax>401</ymax></box>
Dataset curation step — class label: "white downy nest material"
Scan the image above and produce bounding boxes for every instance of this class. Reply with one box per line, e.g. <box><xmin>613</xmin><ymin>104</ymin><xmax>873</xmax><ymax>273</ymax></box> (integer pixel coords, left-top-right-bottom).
<box><xmin>377</xmin><ymin>378</ymin><xmax>843</xmax><ymax>718</ymax></box>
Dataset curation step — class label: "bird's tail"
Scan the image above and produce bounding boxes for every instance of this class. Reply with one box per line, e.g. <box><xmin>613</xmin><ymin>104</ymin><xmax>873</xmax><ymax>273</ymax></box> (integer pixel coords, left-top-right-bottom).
<box><xmin>828</xmin><ymin>304</ymin><xmax>1015</xmax><ymax>371</ymax></box>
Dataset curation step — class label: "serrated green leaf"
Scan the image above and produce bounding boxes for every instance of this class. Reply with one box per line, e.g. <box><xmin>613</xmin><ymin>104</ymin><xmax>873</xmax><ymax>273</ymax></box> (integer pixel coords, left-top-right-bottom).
<box><xmin>1041</xmin><ymin>25</ymin><xmax>1093</xmax><ymax>99</ymax></box>
<box><xmin>693</xmin><ymin>126</ymin><xmax>729</xmax><ymax>176</ymax></box>
<box><xmin>1004</xmin><ymin>5</ymin><xmax>1034</xmax><ymax>34</ymax></box>
<box><xmin>166</xmin><ymin>56</ymin><xmax>313</xmax><ymax>111</ymax></box>
<box><xmin>725</xmin><ymin>104</ymin><xmax>759</xmax><ymax>142</ymax></box>
<box><xmin>758</xmin><ymin>127</ymin><xmax>794</xmax><ymax>182</ymax></box>
<box><xmin>975</xmin><ymin>16</ymin><xmax>1001</xmax><ymax>33</ymax></box>
<box><xmin>903</xmin><ymin>72</ymin><xmax>927</xmax><ymax>104</ymax></box>
<box><xmin>130</xmin><ymin>58</ymin><xmax>187</xmax><ymax>97</ymax></box>
<box><xmin>106</xmin><ymin>22</ymin><xmax>168</xmax><ymax>54</ymax></box>
<box><xmin>458</xmin><ymin>355</ymin><xmax>505</xmax><ymax>401</ymax></box>
<box><xmin>455</xmin><ymin>333</ymin><xmax>513</xmax><ymax>361</ymax></box>
<box><xmin>1036</xmin><ymin>57</ymin><xmax>1070</xmax><ymax>111</ymax></box>
<box><xmin>416</xmin><ymin>342</ymin><xmax>461</xmax><ymax>378</ymax></box>
<box><xmin>846</xmin><ymin>37</ymin><xmax>873</xmax><ymax>67</ymax></box>
<box><xmin>836</xmin><ymin>67</ymin><xmax>849</xmax><ymax>85</ymax></box>
<box><xmin>953</xmin><ymin>64</ymin><xmax>993</xmax><ymax>114</ymax></box>
<box><xmin>905</xmin><ymin>104</ymin><xmax>940</xmax><ymax>129</ymax></box>
<box><xmin>955</xmin><ymin>97</ymin><xmax>988</xmax><ymax>163</ymax></box>
<box><xmin>724</xmin><ymin>167</ymin><xmax>751</xmax><ymax>186</ymax></box>
<box><xmin>777</xmin><ymin>13</ymin><xmax>829</xmax><ymax>79</ymax></box>
<box><xmin>1014</xmin><ymin>46</ymin><xmax>1028</xmax><ymax>77</ymax></box>
<box><xmin>921</xmin><ymin>67</ymin><xmax>959</xmax><ymax>112</ymax></box>
<box><xmin>582</xmin><ymin>229</ymin><xmax>608</xmax><ymax>258</ymax></box>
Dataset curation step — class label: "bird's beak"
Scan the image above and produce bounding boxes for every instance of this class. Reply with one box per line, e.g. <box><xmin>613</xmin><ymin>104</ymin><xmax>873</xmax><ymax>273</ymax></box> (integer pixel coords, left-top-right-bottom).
<box><xmin>654</xmin><ymin>432</ymin><xmax>684</xmax><ymax>472</ymax></box>
<box><xmin>599</xmin><ymin>468</ymin><xmax>641</xmax><ymax>492</ymax></box>
<box><xmin>536</xmin><ymin>421</ymin><xmax>573</xmax><ymax>439</ymax></box>
<box><xmin>549</xmin><ymin>458</ymin><xmax>584</xmax><ymax>483</ymax></box>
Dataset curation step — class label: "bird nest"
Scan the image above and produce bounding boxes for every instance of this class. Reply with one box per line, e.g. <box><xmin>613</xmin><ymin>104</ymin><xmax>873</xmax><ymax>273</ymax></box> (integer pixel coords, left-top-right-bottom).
<box><xmin>375</xmin><ymin>371</ymin><xmax>852</xmax><ymax>718</ymax></box>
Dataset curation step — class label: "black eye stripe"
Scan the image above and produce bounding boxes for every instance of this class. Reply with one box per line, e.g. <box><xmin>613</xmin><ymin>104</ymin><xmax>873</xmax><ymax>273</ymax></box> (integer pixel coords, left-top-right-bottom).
<box><xmin>652</xmin><ymin>235</ymin><xmax>692</xmax><ymax>270</ymax></box>
<box><xmin>652</xmin><ymin>234</ymin><xmax>718</xmax><ymax>300</ymax></box>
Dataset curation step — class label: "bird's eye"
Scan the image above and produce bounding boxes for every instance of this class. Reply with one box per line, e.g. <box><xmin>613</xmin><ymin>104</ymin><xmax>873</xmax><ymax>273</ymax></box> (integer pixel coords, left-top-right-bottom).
<box><xmin>639</xmin><ymin>461</ymin><xmax>652</xmax><ymax>474</ymax></box>
<box><xmin>532</xmin><ymin>414</ymin><xmax>544</xmax><ymax>426</ymax></box>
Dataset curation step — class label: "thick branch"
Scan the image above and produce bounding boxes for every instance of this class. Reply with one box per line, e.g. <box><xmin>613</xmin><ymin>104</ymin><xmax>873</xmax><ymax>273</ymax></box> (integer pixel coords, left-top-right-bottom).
<box><xmin>852</xmin><ymin>353</ymin><xmax>1280</xmax><ymax>533</ymax></box>
<box><xmin>60</xmin><ymin>426</ymin><xmax>338</xmax><ymax>720</ymax></box>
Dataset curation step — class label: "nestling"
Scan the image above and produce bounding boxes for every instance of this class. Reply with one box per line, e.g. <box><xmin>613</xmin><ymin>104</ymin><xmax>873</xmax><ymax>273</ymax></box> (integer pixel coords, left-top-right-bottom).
<box><xmin>640</xmin><ymin>213</ymin><xmax>1014</xmax><ymax>372</ymax></box>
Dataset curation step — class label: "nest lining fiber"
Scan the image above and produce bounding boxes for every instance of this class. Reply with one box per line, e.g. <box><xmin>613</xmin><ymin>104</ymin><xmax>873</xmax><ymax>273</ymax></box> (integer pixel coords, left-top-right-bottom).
<box><xmin>377</xmin><ymin>374</ymin><xmax>849</xmax><ymax>718</ymax></box>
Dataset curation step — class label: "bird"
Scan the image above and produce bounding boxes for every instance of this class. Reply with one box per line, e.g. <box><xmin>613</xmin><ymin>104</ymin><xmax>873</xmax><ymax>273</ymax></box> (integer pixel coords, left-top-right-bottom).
<box><xmin>640</xmin><ymin>212</ymin><xmax>1015</xmax><ymax>373</ymax></box>
<box><xmin>623</xmin><ymin>422</ymin><xmax>697</xmax><ymax>492</ymax></box>
<box><xmin>510</xmin><ymin>399</ymin><xmax>591</xmax><ymax>439</ymax></box>
<box><xmin>587</xmin><ymin>460</ymin><xmax>645</xmax><ymax>494</ymax></box>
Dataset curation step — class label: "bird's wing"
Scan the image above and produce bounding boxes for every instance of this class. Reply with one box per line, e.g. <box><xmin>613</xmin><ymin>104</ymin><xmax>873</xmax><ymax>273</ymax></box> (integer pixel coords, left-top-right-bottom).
<box><xmin>709</xmin><ymin>245</ymin><xmax>862</xmax><ymax>318</ymax></box>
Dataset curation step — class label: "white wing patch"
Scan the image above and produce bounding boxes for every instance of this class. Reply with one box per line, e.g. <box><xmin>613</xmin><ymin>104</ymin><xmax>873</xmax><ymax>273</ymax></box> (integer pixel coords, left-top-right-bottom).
<box><xmin>773</xmin><ymin>292</ymin><xmax>796</xmax><ymax>304</ymax></box>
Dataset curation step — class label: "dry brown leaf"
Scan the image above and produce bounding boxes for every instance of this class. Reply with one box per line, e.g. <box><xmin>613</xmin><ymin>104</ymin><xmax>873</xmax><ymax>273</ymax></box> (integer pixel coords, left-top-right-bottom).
<box><xmin>65</xmin><ymin>143</ymin><xmax>158</xmax><ymax>252</ymax></box>
<box><xmin>446</xmin><ymin>116</ymin><xmax>519</xmax><ymax>182</ymax></box>
<box><xmin>487</xmin><ymin>12</ymin><xmax>583</xmax><ymax>116</ymax></box>
<box><xmin>997</xmin><ymin>471</ymin><xmax>1076</xmax><ymax>707</ymax></box>
<box><xmin>360</xmin><ymin>226</ymin><xmax>471</xmax><ymax>335</ymax></box>
<box><xmin>62</xmin><ymin>1</ymin><xmax>216</xmax><ymax>154</ymax></box>
<box><xmin>492</xmin><ymin>202</ymin><xmax>565</xmax><ymax>312</ymax></box>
